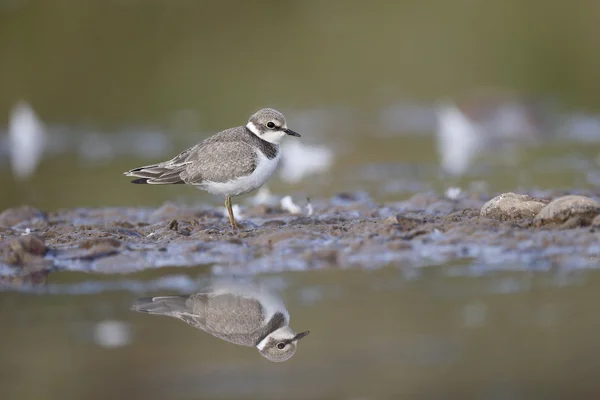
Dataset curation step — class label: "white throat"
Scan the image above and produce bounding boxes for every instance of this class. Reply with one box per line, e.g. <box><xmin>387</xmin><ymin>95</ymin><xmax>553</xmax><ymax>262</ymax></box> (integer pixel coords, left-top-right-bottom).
<box><xmin>246</xmin><ymin>122</ymin><xmax>286</xmax><ymax>144</ymax></box>
<box><xmin>256</xmin><ymin>326</ymin><xmax>295</xmax><ymax>350</ymax></box>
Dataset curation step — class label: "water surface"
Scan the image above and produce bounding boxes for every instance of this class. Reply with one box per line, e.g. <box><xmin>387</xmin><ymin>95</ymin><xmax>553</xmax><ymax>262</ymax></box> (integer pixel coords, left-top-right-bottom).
<box><xmin>2</xmin><ymin>265</ymin><xmax>600</xmax><ymax>399</ymax></box>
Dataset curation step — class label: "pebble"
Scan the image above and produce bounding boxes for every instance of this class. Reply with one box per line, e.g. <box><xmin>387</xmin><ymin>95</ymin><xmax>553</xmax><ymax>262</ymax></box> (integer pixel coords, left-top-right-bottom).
<box><xmin>480</xmin><ymin>192</ymin><xmax>547</xmax><ymax>221</ymax></box>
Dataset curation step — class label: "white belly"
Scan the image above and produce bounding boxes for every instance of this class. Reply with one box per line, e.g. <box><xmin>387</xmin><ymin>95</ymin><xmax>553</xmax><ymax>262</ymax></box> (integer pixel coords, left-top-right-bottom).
<box><xmin>201</xmin><ymin>150</ymin><xmax>280</xmax><ymax>197</ymax></box>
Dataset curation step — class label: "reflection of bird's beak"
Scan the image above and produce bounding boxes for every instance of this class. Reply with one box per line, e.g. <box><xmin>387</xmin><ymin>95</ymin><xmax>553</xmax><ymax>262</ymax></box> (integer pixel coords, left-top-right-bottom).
<box><xmin>293</xmin><ymin>331</ymin><xmax>310</xmax><ymax>341</ymax></box>
<box><xmin>284</xmin><ymin>128</ymin><xmax>301</xmax><ymax>137</ymax></box>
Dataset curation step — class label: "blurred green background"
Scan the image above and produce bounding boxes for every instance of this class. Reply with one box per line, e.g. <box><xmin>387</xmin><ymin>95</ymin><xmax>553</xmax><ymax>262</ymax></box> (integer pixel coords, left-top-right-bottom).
<box><xmin>2</xmin><ymin>1</ymin><xmax>600</xmax><ymax>399</ymax></box>
<box><xmin>1</xmin><ymin>0</ymin><xmax>600</xmax><ymax>210</ymax></box>
<box><xmin>2</xmin><ymin>0</ymin><xmax>600</xmax><ymax>122</ymax></box>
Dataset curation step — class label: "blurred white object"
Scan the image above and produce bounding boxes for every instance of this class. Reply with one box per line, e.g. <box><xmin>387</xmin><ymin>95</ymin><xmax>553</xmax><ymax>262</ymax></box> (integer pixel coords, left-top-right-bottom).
<box><xmin>248</xmin><ymin>186</ymin><xmax>280</xmax><ymax>207</ymax></box>
<box><xmin>306</xmin><ymin>199</ymin><xmax>314</xmax><ymax>216</ymax></box>
<box><xmin>435</xmin><ymin>101</ymin><xmax>482</xmax><ymax>176</ymax></box>
<box><xmin>280</xmin><ymin>195</ymin><xmax>302</xmax><ymax>214</ymax></box>
<box><xmin>279</xmin><ymin>140</ymin><xmax>333</xmax><ymax>183</ymax></box>
<box><xmin>435</xmin><ymin>93</ymin><xmax>543</xmax><ymax>176</ymax></box>
<box><xmin>8</xmin><ymin>101</ymin><xmax>46</xmax><ymax>180</ymax></box>
<box><xmin>445</xmin><ymin>186</ymin><xmax>462</xmax><ymax>200</ymax></box>
<box><xmin>93</xmin><ymin>320</ymin><xmax>131</xmax><ymax>348</ymax></box>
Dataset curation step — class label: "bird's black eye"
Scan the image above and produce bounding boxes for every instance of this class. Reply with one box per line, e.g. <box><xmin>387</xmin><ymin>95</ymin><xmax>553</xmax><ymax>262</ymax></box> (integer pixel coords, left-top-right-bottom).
<box><xmin>266</xmin><ymin>121</ymin><xmax>276</xmax><ymax>129</ymax></box>
<box><xmin>276</xmin><ymin>342</ymin><xmax>286</xmax><ymax>350</ymax></box>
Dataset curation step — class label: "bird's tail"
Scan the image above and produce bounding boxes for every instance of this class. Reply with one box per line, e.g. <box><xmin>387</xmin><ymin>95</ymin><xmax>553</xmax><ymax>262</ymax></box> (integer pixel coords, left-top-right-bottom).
<box><xmin>131</xmin><ymin>295</ymin><xmax>191</xmax><ymax>315</ymax></box>
<box><xmin>123</xmin><ymin>164</ymin><xmax>185</xmax><ymax>185</ymax></box>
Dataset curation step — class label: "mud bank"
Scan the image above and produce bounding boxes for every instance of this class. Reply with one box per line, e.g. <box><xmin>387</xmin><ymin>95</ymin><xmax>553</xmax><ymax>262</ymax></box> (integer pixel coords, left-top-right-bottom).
<box><xmin>2</xmin><ymin>190</ymin><xmax>600</xmax><ymax>285</ymax></box>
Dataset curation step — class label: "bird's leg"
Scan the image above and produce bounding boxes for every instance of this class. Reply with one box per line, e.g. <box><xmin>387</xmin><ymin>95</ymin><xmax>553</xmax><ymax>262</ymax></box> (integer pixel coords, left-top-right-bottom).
<box><xmin>225</xmin><ymin>195</ymin><xmax>238</xmax><ymax>230</ymax></box>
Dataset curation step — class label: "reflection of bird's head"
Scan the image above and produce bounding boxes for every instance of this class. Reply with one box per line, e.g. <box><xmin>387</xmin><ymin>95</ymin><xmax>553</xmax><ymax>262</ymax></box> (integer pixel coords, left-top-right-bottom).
<box><xmin>257</xmin><ymin>326</ymin><xmax>310</xmax><ymax>362</ymax></box>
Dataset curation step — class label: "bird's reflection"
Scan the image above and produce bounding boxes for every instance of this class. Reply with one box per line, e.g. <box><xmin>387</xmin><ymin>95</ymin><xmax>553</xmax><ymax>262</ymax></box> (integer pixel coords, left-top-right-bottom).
<box><xmin>132</xmin><ymin>279</ymin><xmax>309</xmax><ymax>362</ymax></box>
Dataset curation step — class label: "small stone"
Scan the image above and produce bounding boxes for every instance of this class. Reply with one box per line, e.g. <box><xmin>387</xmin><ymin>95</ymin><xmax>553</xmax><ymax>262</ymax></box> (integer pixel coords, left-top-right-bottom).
<box><xmin>535</xmin><ymin>195</ymin><xmax>600</xmax><ymax>227</ymax></box>
<box><xmin>0</xmin><ymin>234</ymin><xmax>47</xmax><ymax>267</ymax></box>
<box><xmin>21</xmin><ymin>234</ymin><xmax>47</xmax><ymax>256</ymax></box>
<box><xmin>481</xmin><ymin>193</ymin><xmax>547</xmax><ymax>221</ymax></box>
<box><xmin>383</xmin><ymin>215</ymin><xmax>399</xmax><ymax>224</ymax></box>
<box><xmin>0</xmin><ymin>206</ymin><xmax>46</xmax><ymax>227</ymax></box>
<box><xmin>262</xmin><ymin>220</ymin><xmax>286</xmax><ymax>228</ymax></box>
<box><xmin>168</xmin><ymin>219</ymin><xmax>179</xmax><ymax>231</ymax></box>
<box><xmin>76</xmin><ymin>238</ymin><xmax>121</xmax><ymax>260</ymax></box>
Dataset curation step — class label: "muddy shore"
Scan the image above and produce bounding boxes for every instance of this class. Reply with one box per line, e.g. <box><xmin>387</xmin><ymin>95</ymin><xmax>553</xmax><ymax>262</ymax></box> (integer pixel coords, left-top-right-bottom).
<box><xmin>2</xmin><ymin>190</ymin><xmax>600</xmax><ymax>286</ymax></box>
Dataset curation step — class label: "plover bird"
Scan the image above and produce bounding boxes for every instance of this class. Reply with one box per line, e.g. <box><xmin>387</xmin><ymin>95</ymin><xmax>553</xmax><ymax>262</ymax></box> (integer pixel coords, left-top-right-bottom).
<box><xmin>124</xmin><ymin>108</ymin><xmax>301</xmax><ymax>229</ymax></box>
<box><xmin>132</xmin><ymin>280</ymin><xmax>310</xmax><ymax>362</ymax></box>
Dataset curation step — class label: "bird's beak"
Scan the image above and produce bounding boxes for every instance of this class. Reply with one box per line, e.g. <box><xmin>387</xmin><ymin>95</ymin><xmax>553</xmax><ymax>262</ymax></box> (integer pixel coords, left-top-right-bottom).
<box><xmin>293</xmin><ymin>331</ymin><xmax>310</xmax><ymax>341</ymax></box>
<box><xmin>284</xmin><ymin>128</ymin><xmax>301</xmax><ymax>137</ymax></box>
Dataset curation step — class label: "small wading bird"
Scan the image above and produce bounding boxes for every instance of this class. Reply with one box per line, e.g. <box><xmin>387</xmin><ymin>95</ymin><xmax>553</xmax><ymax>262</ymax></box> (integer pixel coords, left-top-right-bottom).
<box><xmin>132</xmin><ymin>280</ymin><xmax>310</xmax><ymax>362</ymax></box>
<box><xmin>124</xmin><ymin>108</ymin><xmax>301</xmax><ymax>229</ymax></box>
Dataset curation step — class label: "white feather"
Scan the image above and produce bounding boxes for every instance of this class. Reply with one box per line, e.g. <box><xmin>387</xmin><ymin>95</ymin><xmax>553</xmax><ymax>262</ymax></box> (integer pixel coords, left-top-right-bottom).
<box><xmin>200</xmin><ymin>149</ymin><xmax>280</xmax><ymax>196</ymax></box>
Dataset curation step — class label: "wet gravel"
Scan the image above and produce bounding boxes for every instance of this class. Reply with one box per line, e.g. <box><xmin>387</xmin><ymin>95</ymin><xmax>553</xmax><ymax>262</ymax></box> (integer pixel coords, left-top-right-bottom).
<box><xmin>2</xmin><ymin>190</ymin><xmax>600</xmax><ymax>286</ymax></box>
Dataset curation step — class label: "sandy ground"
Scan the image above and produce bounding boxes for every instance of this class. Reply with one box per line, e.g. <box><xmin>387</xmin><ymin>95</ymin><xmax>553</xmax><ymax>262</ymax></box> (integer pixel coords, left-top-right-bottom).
<box><xmin>2</xmin><ymin>190</ymin><xmax>600</xmax><ymax>286</ymax></box>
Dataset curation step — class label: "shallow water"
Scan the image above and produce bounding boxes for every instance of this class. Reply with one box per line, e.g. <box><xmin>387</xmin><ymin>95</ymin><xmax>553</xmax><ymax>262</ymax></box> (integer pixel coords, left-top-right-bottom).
<box><xmin>3</xmin><ymin>265</ymin><xmax>600</xmax><ymax>399</ymax></box>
